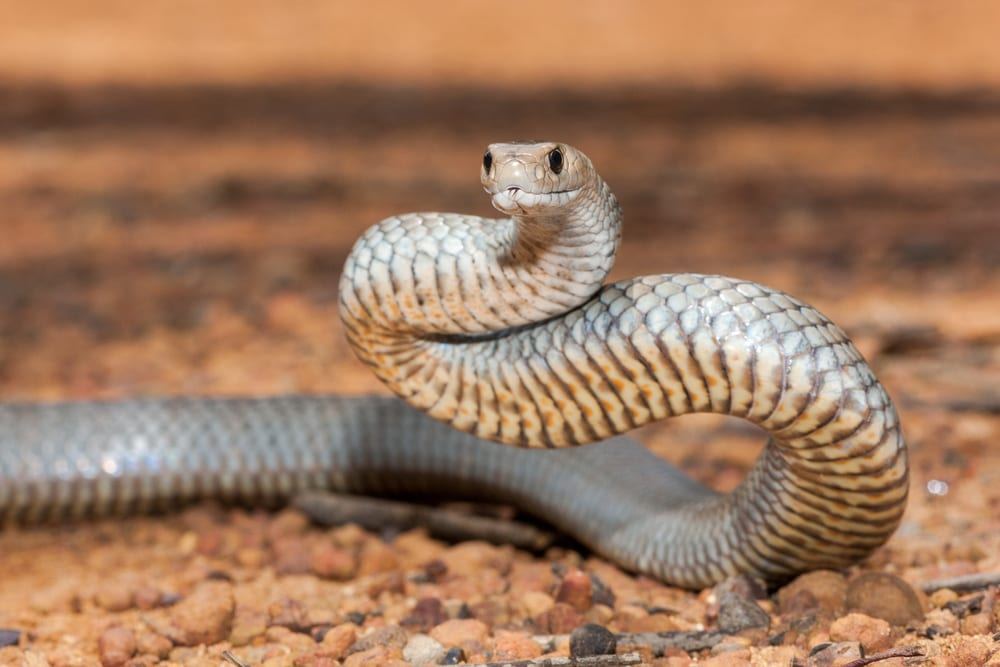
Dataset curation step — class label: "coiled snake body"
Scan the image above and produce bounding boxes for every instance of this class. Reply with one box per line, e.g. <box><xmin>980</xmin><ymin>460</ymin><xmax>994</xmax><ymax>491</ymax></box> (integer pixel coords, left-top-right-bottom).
<box><xmin>0</xmin><ymin>142</ymin><xmax>907</xmax><ymax>588</ymax></box>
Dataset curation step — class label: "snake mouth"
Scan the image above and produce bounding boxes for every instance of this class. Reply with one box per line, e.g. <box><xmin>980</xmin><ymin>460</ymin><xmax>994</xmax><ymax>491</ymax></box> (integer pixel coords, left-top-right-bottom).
<box><xmin>490</xmin><ymin>186</ymin><xmax>582</xmax><ymax>214</ymax></box>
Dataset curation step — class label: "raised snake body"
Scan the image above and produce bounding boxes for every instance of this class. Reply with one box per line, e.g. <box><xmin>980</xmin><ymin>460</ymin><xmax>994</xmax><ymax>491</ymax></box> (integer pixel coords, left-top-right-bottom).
<box><xmin>0</xmin><ymin>142</ymin><xmax>908</xmax><ymax>588</ymax></box>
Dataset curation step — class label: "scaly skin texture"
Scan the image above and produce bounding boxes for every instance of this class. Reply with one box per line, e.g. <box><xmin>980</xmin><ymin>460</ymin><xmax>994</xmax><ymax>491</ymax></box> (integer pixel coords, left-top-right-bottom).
<box><xmin>340</xmin><ymin>141</ymin><xmax>909</xmax><ymax>586</ymax></box>
<box><xmin>0</xmin><ymin>142</ymin><xmax>908</xmax><ymax>588</ymax></box>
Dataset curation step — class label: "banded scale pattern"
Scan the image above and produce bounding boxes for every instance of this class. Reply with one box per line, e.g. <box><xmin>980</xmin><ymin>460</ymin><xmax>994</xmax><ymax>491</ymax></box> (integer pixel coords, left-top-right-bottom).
<box><xmin>340</xmin><ymin>141</ymin><xmax>908</xmax><ymax>586</ymax></box>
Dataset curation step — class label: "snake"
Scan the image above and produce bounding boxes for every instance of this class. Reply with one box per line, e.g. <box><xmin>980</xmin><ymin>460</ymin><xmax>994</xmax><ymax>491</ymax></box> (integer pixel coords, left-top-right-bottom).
<box><xmin>0</xmin><ymin>142</ymin><xmax>908</xmax><ymax>589</ymax></box>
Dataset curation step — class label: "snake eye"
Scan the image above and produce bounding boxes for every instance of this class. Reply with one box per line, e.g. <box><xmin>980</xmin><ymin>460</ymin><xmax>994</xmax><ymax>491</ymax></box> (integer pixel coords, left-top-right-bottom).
<box><xmin>483</xmin><ymin>150</ymin><xmax>493</xmax><ymax>172</ymax></box>
<box><xmin>548</xmin><ymin>148</ymin><xmax>564</xmax><ymax>174</ymax></box>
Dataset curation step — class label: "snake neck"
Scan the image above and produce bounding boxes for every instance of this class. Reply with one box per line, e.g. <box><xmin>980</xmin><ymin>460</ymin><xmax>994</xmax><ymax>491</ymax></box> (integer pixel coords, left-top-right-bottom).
<box><xmin>501</xmin><ymin>177</ymin><xmax>622</xmax><ymax>304</ymax></box>
<box><xmin>339</xmin><ymin>174</ymin><xmax>621</xmax><ymax>386</ymax></box>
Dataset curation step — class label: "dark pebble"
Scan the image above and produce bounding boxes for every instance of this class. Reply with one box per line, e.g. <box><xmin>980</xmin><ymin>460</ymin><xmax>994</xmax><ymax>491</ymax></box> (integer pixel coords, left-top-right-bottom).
<box><xmin>424</xmin><ymin>559</ymin><xmax>448</xmax><ymax>582</ymax></box>
<box><xmin>569</xmin><ymin>623</ymin><xmax>617</xmax><ymax>657</ymax></box>
<box><xmin>808</xmin><ymin>642</ymin><xmax>833</xmax><ymax>656</ymax></box>
<box><xmin>767</xmin><ymin>630</ymin><xmax>787</xmax><ymax>646</ymax></box>
<box><xmin>438</xmin><ymin>647</ymin><xmax>465</xmax><ymax>664</ymax></box>
<box><xmin>0</xmin><ymin>629</ymin><xmax>20</xmax><ymax>648</ymax></box>
<box><xmin>717</xmin><ymin>590</ymin><xmax>771</xmax><ymax>633</ymax></box>
<box><xmin>944</xmin><ymin>594</ymin><xmax>983</xmax><ymax>618</ymax></box>
<box><xmin>590</xmin><ymin>573</ymin><xmax>616</xmax><ymax>608</ymax></box>
<box><xmin>345</xmin><ymin>611</ymin><xmax>366</xmax><ymax>625</ymax></box>
<box><xmin>402</xmin><ymin>597</ymin><xmax>448</xmax><ymax>632</ymax></box>
<box><xmin>922</xmin><ymin>624</ymin><xmax>953</xmax><ymax>639</ymax></box>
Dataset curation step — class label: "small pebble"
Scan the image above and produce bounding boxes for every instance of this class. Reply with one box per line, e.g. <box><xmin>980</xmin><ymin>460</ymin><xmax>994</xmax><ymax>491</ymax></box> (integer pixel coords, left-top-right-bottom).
<box><xmin>469</xmin><ymin>598</ymin><xmax>510</xmax><ymax>627</ymax></box>
<box><xmin>403</xmin><ymin>597</ymin><xmax>449</xmax><ymax>632</ymax></box>
<box><xmin>585</xmin><ymin>603</ymin><xmax>615</xmax><ymax>626</ymax></box>
<box><xmin>717</xmin><ymin>590</ymin><xmax>771</xmax><ymax>633</ymax></box>
<box><xmin>347</xmin><ymin>625</ymin><xmax>407</xmax><ymax>655</ymax></box>
<box><xmin>845</xmin><ymin>571</ymin><xmax>925</xmax><ymax>626</ymax></box>
<box><xmin>534</xmin><ymin>601</ymin><xmax>585</xmax><ymax>634</ymax></box>
<box><xmin>422</xmin><ymin>559</ymin><xmax>449</xmax><ymax>582</ymax></box>
<box><xmin>268</xmin><ymin>597</ymin><xmax>311</xmax><ymax>632</ymax></box>
<box><xmin>0</xmin><ymin>629</ymin><xmax>20</xmax><ymax>648</ymax></box>
<box><xmin>98</xmin><ymin>626</ymin><xmax>136</xmax><ymax>667</ymax></box>
<box><xmin>356</xmin><ymin>539</ymin><xmax>400</xmax><ymax>576</ymax></box>
<box><xmin>944</xmin><ymin>594</ymin><xmax>983</xmax><ymax>618</ymax></box>
<box><xmin>829</xmin><ymin>612</ymin><xmax>892</xmax><ymax>652</ymax></box>
<box><xmin>777</xmin><ymin>571</ymin><xmax>847</xmax><ymax>616</ymax></box>
<box><xmin>492</xmin><ymin>631</ymin><xmax>542</xmax><ymax>660</ymax></box>
<box><xmin>403</xmin><ymin>634</ymin><xmax>446</xmax><ymax>665</ymax></box>
<box><xmin>229</xmin><ymin>612</ymin><xmax>269</xmax><ymax>646</ymax></box>
<box><xmin>569</xmin><ymin>623</ymin><xmax>617</xmax><ymax>657</ymax></box>
<box><xmin>520</xmin><ymin>591</ymin><xmax>555</xmax><ymax>617</ymax></box>
<box><xmin>320</xmin><ymin>623</ymin><xmax>359</xmax><ymax>660</ymax></box>
<box><xmin>310</xmin><ymin>543</ymin><xmax>357</xmax><ymax>580</ymax></box>
<box><xmin>507</xmin><ymin>562</ymin><xmax>556</xmax><ymax>596</ymax></box>
<box><xmin>95</xmin><ymin>581</ymin><xmax>135</xmax><ymax>612</ymax></box>
<box><xmin>165</xmin><ymin>581</ymin><xmax>235</xmax><ymax>646</ymax></box>
<box><xmin>272</xmin><ymin>537</ymin><xmax>313</xmax><ymax>575</ymax></box>
<box><xmin>133</xmin><ymin>585</ymin><xmax>165</xmax><ymax>610</ymax></box>
<box><xmin>429</xmin><ymin>618</ymin><xmax>489</xmax><ymax>656</ymax></box>
<box><xmin>555</xmin><ymin>568</ymin><xmax>593</xmax><ymax>612</ymax></box>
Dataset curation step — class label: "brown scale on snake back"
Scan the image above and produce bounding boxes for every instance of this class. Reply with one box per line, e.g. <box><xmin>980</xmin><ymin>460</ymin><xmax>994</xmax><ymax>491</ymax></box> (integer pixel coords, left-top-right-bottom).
<box><xmin>340</xmin><ymin>141</ymin><xmax>908</xmax><ymax>585</ymax></box>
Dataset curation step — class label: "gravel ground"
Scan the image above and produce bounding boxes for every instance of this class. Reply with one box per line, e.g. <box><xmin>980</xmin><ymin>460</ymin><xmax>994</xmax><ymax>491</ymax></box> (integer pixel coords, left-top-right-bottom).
<box><xmin>2</xmin><ymin>5</ymin><xmax>1000</xmax><ymax>666</ymax></box>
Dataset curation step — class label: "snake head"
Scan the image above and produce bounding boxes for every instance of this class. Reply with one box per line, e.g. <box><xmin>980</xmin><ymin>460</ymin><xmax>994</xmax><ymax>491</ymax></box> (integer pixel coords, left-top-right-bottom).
<box><xmin>481</xmin><ymin>141</ymin><xmax>594</xmax><ymax>215</ymax></box>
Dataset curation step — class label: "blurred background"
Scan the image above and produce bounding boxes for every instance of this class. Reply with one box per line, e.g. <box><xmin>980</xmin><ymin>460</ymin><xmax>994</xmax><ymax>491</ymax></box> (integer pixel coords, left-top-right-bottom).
<box><xmin>1</xmin><ymin>2</ymin><xmax>998</xmax><ymax>514</ymax></box>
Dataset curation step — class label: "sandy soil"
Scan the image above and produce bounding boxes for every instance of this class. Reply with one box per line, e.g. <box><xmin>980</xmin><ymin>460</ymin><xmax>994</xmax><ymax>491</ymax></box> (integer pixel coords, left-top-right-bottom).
<box><xmin>1</xmin><ymin>3</ymin><xmax>1000</xmax><ymax>666</ymax></box>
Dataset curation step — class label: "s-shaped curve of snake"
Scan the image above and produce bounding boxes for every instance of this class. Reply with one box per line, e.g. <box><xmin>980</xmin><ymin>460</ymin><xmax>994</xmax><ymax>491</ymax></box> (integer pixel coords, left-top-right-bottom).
<box><xmin>0</xmin><ymin>142</ymin><xmax>908</xmax><ymax>588</ymax></box>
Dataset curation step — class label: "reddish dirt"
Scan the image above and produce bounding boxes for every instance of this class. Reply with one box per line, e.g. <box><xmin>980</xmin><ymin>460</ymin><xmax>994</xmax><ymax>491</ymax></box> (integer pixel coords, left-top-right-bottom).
<box><xmin>1</xmin><ymin>4</ymin><xmax>999</xmax><ymax>666</ymax></box>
